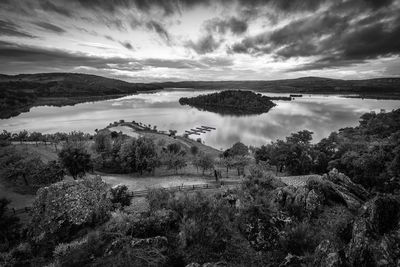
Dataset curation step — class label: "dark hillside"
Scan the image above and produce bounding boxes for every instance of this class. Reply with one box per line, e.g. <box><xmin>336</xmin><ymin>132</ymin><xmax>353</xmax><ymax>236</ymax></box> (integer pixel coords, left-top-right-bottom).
<box><xmin>0</xmin><ymin>73</ymin><xmax>162</xmax><ymax>119</ymax></box>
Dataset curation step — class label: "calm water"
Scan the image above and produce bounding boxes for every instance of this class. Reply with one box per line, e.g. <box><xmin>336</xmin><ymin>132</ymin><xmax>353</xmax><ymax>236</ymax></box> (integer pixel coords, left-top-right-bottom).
<box><xmin>1</xmin><ymin>89</ymin><xmax>400</xmax><ymax>149</ymax></box>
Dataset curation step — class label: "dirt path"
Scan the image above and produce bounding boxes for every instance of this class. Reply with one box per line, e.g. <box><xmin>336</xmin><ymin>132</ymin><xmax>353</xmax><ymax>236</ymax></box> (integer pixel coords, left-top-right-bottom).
<box><xmin>99</xmin><ymin>173</ymin><xmax>217</xmax><ymax>191</ymax></box>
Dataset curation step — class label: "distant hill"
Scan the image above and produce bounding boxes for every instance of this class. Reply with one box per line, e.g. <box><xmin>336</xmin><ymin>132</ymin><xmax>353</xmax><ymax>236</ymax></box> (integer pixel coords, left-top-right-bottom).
<box><xmin>2</xmin><ymin>73</ymin><xmax>400</xmax><ymax>119</ymax></box>
<box><xmin>156</xmin><ymin>77</ymin><xmax>400</xmax><ymax>98</ymax></box>
<box><xmin>0</xmin><ymin>73</ymin><xmax>162</xmax><ymax>119</ymax></box>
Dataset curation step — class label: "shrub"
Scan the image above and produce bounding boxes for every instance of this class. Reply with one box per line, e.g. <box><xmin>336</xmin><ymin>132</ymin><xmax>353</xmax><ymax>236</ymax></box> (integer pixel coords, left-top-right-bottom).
<box><xmin>28</xmin><ymin>176</ymin><xmax>112</xmax><ymax>253</ymax></box>
<box><xmin>110</xmin><ymin>185</ymin><xmax>133</xmax><ymax>209</ymax></box>
<box><xmin>279</xmin><ymin>222</ymin><xmax>320</xmax><ymax>256</ymax></box>
<box><xmin>0</xmin><ymin>198</ymin><xmax>20</xmax><ymax>252</ymax></box>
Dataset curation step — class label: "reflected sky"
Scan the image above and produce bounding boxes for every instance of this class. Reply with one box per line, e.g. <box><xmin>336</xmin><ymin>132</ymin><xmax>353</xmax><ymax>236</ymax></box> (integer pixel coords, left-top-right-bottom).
<box><xmin>1</xmin><ymin>89</ymin><xmax>400</xmax><ymax>149</ymax></box>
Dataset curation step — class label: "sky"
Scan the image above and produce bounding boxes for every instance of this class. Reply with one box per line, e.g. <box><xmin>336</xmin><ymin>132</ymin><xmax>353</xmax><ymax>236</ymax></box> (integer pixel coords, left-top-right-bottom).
<box><xmin>0</xmin><ymin>0</ymin><xmax>400</xmax><ymax>82</ymax></box>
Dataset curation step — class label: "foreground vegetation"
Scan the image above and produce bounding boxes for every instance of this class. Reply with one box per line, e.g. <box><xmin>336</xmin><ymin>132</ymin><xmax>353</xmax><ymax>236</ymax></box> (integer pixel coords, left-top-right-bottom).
<box><xmin>1</xmin><ymin>109</ymin><xmax>400</xmax><ymax>266</ymax></box>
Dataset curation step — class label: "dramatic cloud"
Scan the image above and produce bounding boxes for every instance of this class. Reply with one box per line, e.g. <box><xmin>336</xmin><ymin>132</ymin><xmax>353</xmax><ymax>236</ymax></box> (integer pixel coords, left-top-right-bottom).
<box><xmin>0</xmin><ymin>0</ymin><xmax>399</xmax><ymax>80</ymax></box>
<box><xmin>145</xmin><ymin>20</ymin><xmax>170</xmax><ymax>43</ymax></box>
<box><xmin>34</xmin><ymin>22</ymin><xmax>66</xmax><ymax>34</ymax></box>
<box><xmin>119</xmin><ymin>41</ymin><xmax>134</xmax><ymax>50</ymax></box>
<box><xmin>186</xmin><ymin>34</ymin><xmax>222</xmax><ymax>54</ymax></box>
<box><xmin>0</xmin><ymin>20</ymin><xmax>36</xmax><ymax>38</ymax></box>
<box><xmin>205</xmin><ymin>17</ymin><xmax>248</xmax><ymax>35</ymax></box>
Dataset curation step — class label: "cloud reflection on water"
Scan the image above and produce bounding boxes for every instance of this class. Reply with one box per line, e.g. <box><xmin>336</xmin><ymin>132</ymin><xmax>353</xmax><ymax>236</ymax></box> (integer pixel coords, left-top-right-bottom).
<box><xmin>0</xmin><ymin>90</ymin><xmax>399</xmax><ymax>149</ymax></box>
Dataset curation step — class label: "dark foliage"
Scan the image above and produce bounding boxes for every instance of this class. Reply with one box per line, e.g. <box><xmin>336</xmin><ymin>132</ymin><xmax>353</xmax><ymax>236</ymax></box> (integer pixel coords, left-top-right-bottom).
<box><xmin>179</xmin><ymin>90</ymin><xmax>278</xmax><ymax>115</ymax></box>
<box><xmin>0</xmin><ymin>199</ymin><xmax>21</xmax><ymax>252</ymax></box>
<box><xmin>58</xmin><ymin>144</ymin><xmax>92</xmax><ymax>179</ymax></box>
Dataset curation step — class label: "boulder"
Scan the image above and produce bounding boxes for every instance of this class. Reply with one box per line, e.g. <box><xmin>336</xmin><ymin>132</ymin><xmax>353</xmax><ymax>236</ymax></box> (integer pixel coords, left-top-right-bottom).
<box><xmin>313</xmin><ymin>240</ymin><xmax>346</xmax><ymax>267</ymax></box>
<box><xmin>131</xmin><ymin>236</ymin><xmax>168</xmax><ymax>252</ymax></box>
<box><xmin>347</xmin><ymin>195</ymin><xmax>400</xmax><ymax>266</ymax></box>
<box><xmin>306</xmin><ymin>189</ymin><xmax>324</xmax><ymax>214</ymax></box>
<box><xmin>186</xmin><ymin>262</ymin><xmax>227</xmax><ymax>267</ymax></box>
<box><xmin>324</xmin><ymin>169</ymin><xmax>370</xmax><ymax>201</ymax></box>
<box><xmin>28</xmin><ymin>176</ymin><xmax>112</xmax><ymax>245</ymax></box>
<box><xmin>279</xmin><ymin>253</ymin><xmax>306</xmax><ymax>267</ymax></box>
<box><xmin>307</xmin><ymin>170</ymin><xmax>369</xmax><ymax>211</ymax></box>
<box><xmin>293</xmin><ymin>187</ymin><xmax>309</xmax><ymax>208</ymax></box>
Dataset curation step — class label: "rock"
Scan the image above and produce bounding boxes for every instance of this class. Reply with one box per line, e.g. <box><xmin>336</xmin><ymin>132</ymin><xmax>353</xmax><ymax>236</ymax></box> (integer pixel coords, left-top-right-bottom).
<box><xmin>347</xmin><ymin>195</ymin><xmax>400</xmax><ymax>266</ymax></box>
<box><xmin>186</xmin><ymin>262</ymin><xmax>227</xmax><ymax>267</ymax></box>
<box><xmin>293</xmin><ymin>187</ymin><xmax>309</xmax><ymax>208</ymax></box>
<box><xmin>131</xmin><ymin>236</ymin><xmax>168</xmax><ymax>252</ymax></box>
<box><xmin>269</xmin><ymin>186</ymin><xmax>296</xmax><ymax>210</ymax></box>
<box><xmin>279</xmin><ymin>253</ymin><xmax>306</xmax><ymax>267</ymax></box>
<box><xmin>307</xmin><ymin>170</ymin><xmax>368</xmax><ymax>211</ymax></box>
<box><xmin>314</xmin><ymin>240</ymin><xmax>346</xmax><ymax>267</ymax></box>
<box><xmin>324</xmin><ymin>169</ymin><xmax>370</xmax><ymax>201</ymax></box>
<box><xmin>306</xmin><ymin>189</ymin><xmax>324</xmax><ymax>214</ymax></box>
<box><xmin>28</xmin><ymin>176</ymin><xmax>112</xmax><ymax>245</ymax></box>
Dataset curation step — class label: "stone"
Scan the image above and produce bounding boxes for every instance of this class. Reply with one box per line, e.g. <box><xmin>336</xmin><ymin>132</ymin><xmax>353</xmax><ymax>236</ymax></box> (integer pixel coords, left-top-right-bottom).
<box><xmin>28</xmin><ymin>176</ymin><xmax>112</xmax><ymax>244</ymax></box>
<box><xmin>279</xmin><ymin>253</ymin><xmax>306</xmax><ymax>267</ymax></box>
<box><xmin>347</xmin><ymin>195</ymin><xmax>400</xmax><ymax>266</ymax></box>
<box><xmin>314</xmin><ymin>240</ymin><xmax>345</xmax><ymax>267</ymax></box>
<box><xmin>293</xmin><ymin>187</ymin><xmax>309</xmax><ymax>208</ymax></box>
<box><xmin>306</xmin><ymin>189</ymin><xmax>324</xmax><ymax>214</ymax></box>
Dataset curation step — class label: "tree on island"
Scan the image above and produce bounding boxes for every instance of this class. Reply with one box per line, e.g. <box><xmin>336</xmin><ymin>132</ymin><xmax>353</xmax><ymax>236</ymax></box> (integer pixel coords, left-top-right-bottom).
<box><xmin>179</xmin><ymin>90</ymin><xmax>278</xmax><ymax>115</ymax></box>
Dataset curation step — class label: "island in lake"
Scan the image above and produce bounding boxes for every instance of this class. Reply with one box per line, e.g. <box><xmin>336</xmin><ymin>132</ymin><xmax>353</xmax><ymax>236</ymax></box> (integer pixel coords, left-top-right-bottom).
<box><xmin>179</xmin><ymin>90</ymin><xmax>289</xmax><ymax>115</ymax></box>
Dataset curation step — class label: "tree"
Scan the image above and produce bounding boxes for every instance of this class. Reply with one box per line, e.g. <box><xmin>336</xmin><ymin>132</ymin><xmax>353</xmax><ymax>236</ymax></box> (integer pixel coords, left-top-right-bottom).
<box><xmin>162</xmin><ymin>143</ymin><xmax>187</xmax><ymax>174</ymax></box>
<box><xmin>230</xmin><ymin>142</ymin><xmax>249</xmax><ymax>157</ymax></box>
<box><xmin>118</xmin><ymin>139</ymin><xmax>138</xmax><ymax>172</ymax></box>
<box><xmin>29</xmin><ymin>131</ymin><xmax>43</xmax><ymax>146</ymax></box>
<box><xmin>162</xmin><ymin>151</ymin><xmax>187</xmax><ymax>174</ymax></box>
<box><xmin>16</xmin><ymin>130</ymin><xmax>28</xmax><ymax>144</ymax></box>
<box><xmin>94</xmin><ymin>131</ymin><xmax>112</xmax><ymax>153</ymax></box>
<box><xmin>195</xmin><ymin>153</ymin><xmax>215</xmax><ymax>175</ymax></box>
<box><xmin>135</xmin><ymin>137</ymin><xmax>160</xmax><ymax>175</ymax></box>
<box><xmin>0</xmin><ymin>198</ymin><xmax>21</xmax><ymax>252</ymax></box>
<box><xmin>190</xmin><ymin>145</ymin><xmax>199</xmax><ymax>157</ymax></box>
<box><xmin>0</xmin><ymin>130</ymin><xmax>11</xmax><ymax>146</ymax></box>
<box><xmin>218</xmin><ymin>156</ymin><xmax>235</xmax><ymax>177</ymax></box>
<box><xmin>58</xmin><ymin>145</ymin><xmax>92</xmax><ymax>179</ymax></box>
<box><xmin>233</xmin><ymin>155</ymin><xmax>250</xmax><ymax>176</ymax></box>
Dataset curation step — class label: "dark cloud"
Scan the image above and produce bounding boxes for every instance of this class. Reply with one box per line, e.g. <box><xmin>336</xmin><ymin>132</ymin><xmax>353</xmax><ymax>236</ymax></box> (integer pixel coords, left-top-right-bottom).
<box><xmin>230</xmin><ymin>1</ymin><xmax>400</xmax><ymax>71</ymax></box>
<box><xmin>186</xmin><ymin>34</ymin><xmax>221</xmax><ymax>54</ymax></box>
<box><xmin>39</xmin><ymin>1</ymin><xmax>72</xmax><ymax>17</ymax></box>
<box><xmin>0</xmin><ymin>20</ymin><xmax>36</xmax><ymax>38</ymax></box>
<box><xmin>34</xmin><ymin>21</ymin><xmax>66</xmax><ymax>34</ymax></box>
<box><xmin>0</xmin><ymin>40</ymin><xmax>231</xmax><ymax>74</ymax></box>
<box><xmin>119</xmin><ymin>41</ymin><xmax>134</xmax><ymax>50</ymax></box>
<box><xmin>145</xmin><ymin>20</ymin><xmax>170</xmax><ymax>43</ymax></box>
<box><xmin>205</xmin><ymin>17</ymin><xmax>247</xmax><ymax>35</ymax></box>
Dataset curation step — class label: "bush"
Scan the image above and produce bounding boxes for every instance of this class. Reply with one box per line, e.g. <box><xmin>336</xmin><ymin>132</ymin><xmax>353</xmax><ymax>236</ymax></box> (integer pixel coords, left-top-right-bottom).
<box><xmin>28</xmin><ymin>176</ymin><xmax>112</xmax><ymax>253</ymax></box>
<box><xmin>279</xmin><ymin>222</ymin><xmax>320</xmax><ymax>256</ymax></box>
<box><xmin>0</xmin><ymin>198</ymin><xmax>21</xmax><ymax>252</ymax></box>
<box><xmin>110</xmin><ymin>185</ymin><xmax>133</xmax><ymax>209</ymax></box>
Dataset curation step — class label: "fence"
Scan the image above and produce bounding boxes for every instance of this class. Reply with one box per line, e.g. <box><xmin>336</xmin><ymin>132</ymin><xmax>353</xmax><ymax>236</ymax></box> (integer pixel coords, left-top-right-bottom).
<box><xmin>7</xmin><ymin>180</ymin><xmax>242</xmax><ymax>215</ymax></box>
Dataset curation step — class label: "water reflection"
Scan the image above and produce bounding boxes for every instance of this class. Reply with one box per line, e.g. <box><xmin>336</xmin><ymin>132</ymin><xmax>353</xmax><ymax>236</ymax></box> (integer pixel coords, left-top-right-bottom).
<box><xmin>1</xmin><ymin>89</ymin><xmax>399</xmax><ymax>149</ymax></box>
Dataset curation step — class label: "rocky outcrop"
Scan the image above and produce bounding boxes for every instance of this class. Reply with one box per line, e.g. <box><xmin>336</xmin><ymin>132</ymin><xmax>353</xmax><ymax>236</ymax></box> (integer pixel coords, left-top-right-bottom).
<box><xmin>313</xmin><ymin>240</ymin><xmax>346</xmax><ymax>267</ymax></box>
<box><xmin>279</xmin><ymin>253</ymin><xmax>306</xmax><ymax>267</ymax></box>
<box><xmin>347</xmin><ymin>195</ymin><xmax>400</xmax><ymax>266</ymax></box>
<box><xmin>131</xmin><ymin>236</ymin><xmax>168</xmax><ymax>251</ymax></box>
<box><xmin>305</xmin><ymin>189</ymin><xmax>325</xmax><ymax>214</ymax></box>
<box><xmin>186</xmin><ymin>262</ymin><xmax>227</xmax><ymax>267</ymax></box>
<box><xmin>28</xmin><ymin>176</ymin><xmax>112</xmax><ymax>245</ymax></box>
<box><xmin>268</xmin><ymin>169</ymin><xmax>370</xmax><ymax>217</ymax></box>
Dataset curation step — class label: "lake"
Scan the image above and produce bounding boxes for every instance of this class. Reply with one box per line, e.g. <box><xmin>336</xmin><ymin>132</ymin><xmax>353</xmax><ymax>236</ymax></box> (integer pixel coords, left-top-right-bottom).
<box><xmin>1</xmin><ymin>89</ymin><xmax>400</xmax><ymax>149</ymax></box>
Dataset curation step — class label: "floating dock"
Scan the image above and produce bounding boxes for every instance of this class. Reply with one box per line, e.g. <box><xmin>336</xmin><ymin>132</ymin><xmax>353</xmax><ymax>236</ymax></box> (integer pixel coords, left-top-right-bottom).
<box><xmin>184</xmin><ymin>125</ymin><xmax>217</xmax><ymax>136</ymax></box>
